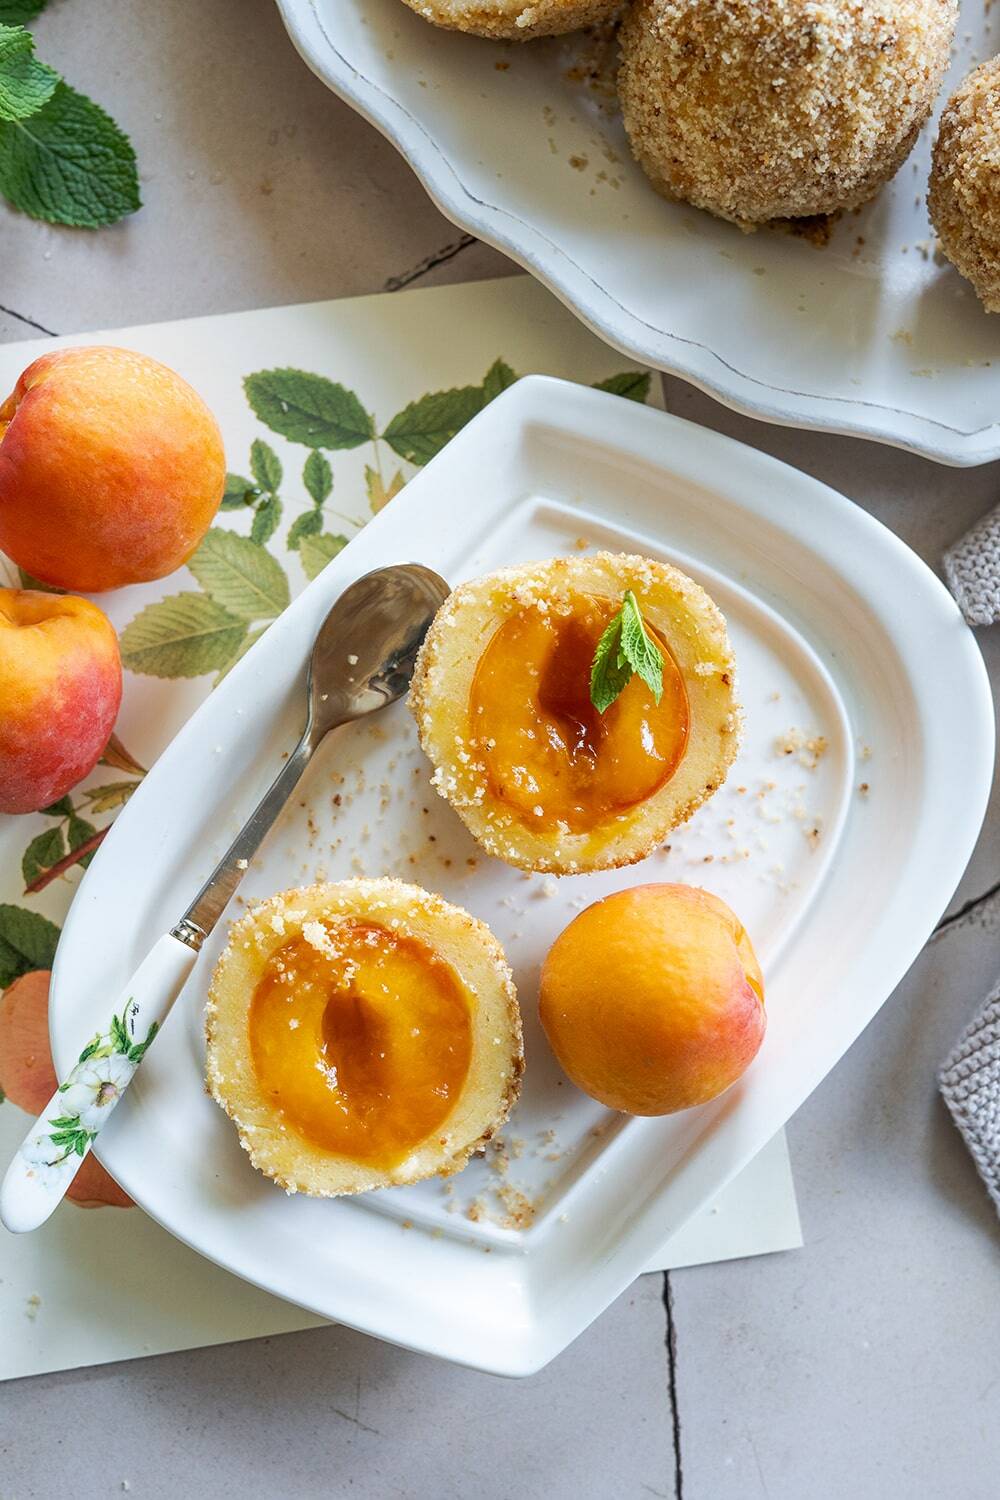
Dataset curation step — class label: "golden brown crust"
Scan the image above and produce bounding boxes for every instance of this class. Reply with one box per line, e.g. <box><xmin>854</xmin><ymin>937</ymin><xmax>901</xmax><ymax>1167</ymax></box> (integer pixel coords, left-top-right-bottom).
<box><xmin>408</xmin><ymin>552</ymin><xmax>741</xmax><ymax>873</ymax></box>
<box><xmin>618</xmin><ymin>0</ymin><xmax>956</xmax><ymax>228</ymax></box>
<box><xmin>398</xmin><ymin>0</ymin><xmax>620</xmax><ymax>38</ymax></box>
<box><xmin>206</xmin><ymin>878</ymin><xmax>523</xmax><ymax>1197</ymax></box>
<box><xmin>928</xmin><ymin>57</ymin><xmax>1000</xmax><ymax>313</ymax></box>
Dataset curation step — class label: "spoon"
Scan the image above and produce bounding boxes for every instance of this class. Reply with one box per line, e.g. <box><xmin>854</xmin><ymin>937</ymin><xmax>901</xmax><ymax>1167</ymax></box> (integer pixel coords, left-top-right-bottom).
<box><xmin>0</xmin><ymin>562</ymin><xmax>450</xmax><ymax>1234</ymax></box>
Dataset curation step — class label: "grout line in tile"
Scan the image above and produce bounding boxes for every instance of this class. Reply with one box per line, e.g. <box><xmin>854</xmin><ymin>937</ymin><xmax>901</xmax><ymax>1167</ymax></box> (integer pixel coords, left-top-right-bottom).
<box><xmin>383</xmin><ymin>234</ymin><xmax>477</xmax><ymax>293</ymax></box>
<box><xmin>932</xmin><ymin>876</ymin><xmax>1000</xmax><ymax>940</ymax></box>
<box><xmin>662</xmin><ymin>1271</ymin><xmax>684</xmax><ymax>1500</ymax></box>
<box><xmin>0</xmin><ymin>303</ymin><xmax>58</xmax><ymax>338</ymax></box>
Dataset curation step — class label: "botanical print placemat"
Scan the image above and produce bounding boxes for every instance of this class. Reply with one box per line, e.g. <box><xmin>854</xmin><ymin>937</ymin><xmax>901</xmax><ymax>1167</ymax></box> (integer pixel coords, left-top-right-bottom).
<box><xmin>0</xmin><ymin>275</ymin><xmax>800</xmax><ymax>1381</ymax></box>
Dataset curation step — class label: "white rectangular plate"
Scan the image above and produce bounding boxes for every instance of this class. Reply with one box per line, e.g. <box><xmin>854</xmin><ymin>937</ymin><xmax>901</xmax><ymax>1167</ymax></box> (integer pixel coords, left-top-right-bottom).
<box><xmin>277</xmin><ymin>0</ymin><xmax>1000</xmax><ymax>465</ymax></box>
<box><xmin>50</xmin><ymin>378</ymin><xmax>993</xmax><ymax>1374</ymax></box>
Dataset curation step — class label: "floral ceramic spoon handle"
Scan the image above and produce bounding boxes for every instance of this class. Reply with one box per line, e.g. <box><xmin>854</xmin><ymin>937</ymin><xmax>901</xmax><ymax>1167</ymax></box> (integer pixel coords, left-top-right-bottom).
<box><xmin>0</xmin><ymin>933</ymin><xmax>197</xmax><ymax>1234</ymax></box>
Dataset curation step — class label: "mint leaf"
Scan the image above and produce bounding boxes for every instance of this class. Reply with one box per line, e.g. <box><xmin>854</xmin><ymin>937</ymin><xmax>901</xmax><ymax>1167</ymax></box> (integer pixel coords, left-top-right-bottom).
<box><xmin>593</xmin><ymin>372</ymin><xmax>652</xmax><ymax>403</ymax></box>
<box><xmin>244</xmin><ymin>369</ymin><xmax>373</xmax><ymax>449</ymax></box>
<box><xmin>589</xmin><ymin>611</ymin><xmax>631</xmax><ymax>715</ymax></box>
<box><xmin>302</xmin><ymin>449</ymin><xmax>332</xmax><ymax>505</ymax></box>
<box><xmin>250</xmin><ymin>494</ymin><xmax>282</xmax><ymax>546</ymax></box>
<box><xmin>0</xmin><ymin>904</ymin><xmax>60</xmax><ymax>987</ymax></box>
<box><xmin>299</xmin><ymin>531</ymin><xmax>347</xmax><ymax>582</ymax></box>
<box><xmin>250</xmin><ymin>438</ymin><xmax>282</xmax><ymax>494</ymax></box>
<box><xmin>589</xmin><ymin>591</ymin><xmax>663</xmax><ymax>713</ymax></box>
<box><xmin>187</xmin><ymin>528</ymin><xmax>290</xmax><ymax>621</ymax></box>
<box><xmin>221</xmin><ymin>473</ymin><xmax>260</xmax><ymax>511</ymax></box>
<box><xmin>287</xmin><ymin>508</ymin><xmax>323</xmax><ymax>550</ymax></box>
<box><xmin>0</xmin><ymin>3</ymin><xmax>47</xmax><ymax>24</ymax></box>
<box><xmin>120</xmin><ymin>593</ymin><xmax>247</xmax><ymax>678</ymax></box>
<box><xmin>382</xmin><ymin>384</ymin><xmax>484</xmax><ymax>465</ymax></box>
<box><xmin>0</xmin><ymin>24</ymin><xmax>57</xmax><ymax>122</ymax></box>
<box><xmin>620</xmin><ymin>590</ymin><xmax>664</xmax><ymax>702</ymax></box>
<box><xmin>0</xmin><ymin>80</ymin><xmax>139</xmax><ymax>227</ymax></box>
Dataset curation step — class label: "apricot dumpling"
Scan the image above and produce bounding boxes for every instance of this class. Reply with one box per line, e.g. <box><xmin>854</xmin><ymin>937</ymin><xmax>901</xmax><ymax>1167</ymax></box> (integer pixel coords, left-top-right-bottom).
<box><xmin>206</xmin><ymin>879</ymin><xmax>523</xmax><ymax>1196</ymax></box>
<box><xmin>409</xmin><ymin>553</ymin><xmax>740</xmax><ymax>873</ymax></box>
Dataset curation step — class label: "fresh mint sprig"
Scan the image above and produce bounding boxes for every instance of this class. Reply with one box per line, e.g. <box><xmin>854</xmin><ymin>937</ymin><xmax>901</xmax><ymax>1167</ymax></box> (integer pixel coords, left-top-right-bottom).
<box><xmin>0</xmin><ymin>20</ymin><xmax>139</xmax><ymax>227</ymax></box>
<box><xmin>590</xmin><ymin>590</ymin><xmax>665</xmax><ymax>714</ymax></box>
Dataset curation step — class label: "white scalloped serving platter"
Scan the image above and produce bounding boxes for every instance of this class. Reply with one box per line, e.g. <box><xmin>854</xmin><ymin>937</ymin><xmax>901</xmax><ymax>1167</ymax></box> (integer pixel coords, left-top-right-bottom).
<box><xmin>276</xmin><ymin>0</ymin><xmax>1000</xmax><ymax>465</ymax></box>
<box><xmin>50</xmin><ymin>379</ymin><xmax>993</xmax><ymax>1374</ymax></box>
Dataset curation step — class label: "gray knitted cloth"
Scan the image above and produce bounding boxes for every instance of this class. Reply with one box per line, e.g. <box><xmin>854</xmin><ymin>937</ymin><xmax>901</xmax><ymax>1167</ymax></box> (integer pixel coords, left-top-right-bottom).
<box><xmin>940</xmin><ymin>983</ymin><xmax>1000</xmax><ymax>1214</ymax></box>
<box><xmin>943</xmin><ymin>500</ymin><xmax>1000</xmax><ymax>627</ymax></box>
<box><xmin>939</xmin><ymin>503</ymin><xmax>1000</xmax><ymax>1215</ymax></box>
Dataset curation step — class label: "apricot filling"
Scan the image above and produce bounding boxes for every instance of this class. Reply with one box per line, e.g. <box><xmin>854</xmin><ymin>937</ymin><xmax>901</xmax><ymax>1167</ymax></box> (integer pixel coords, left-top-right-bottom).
<box><xmin>248</xmin><ymin>920</ymin><xmax>473</xmax><ymax>1171</ymax></box>
<box><xmin>469</xmin><ymin>595</ymin><xmax>690</xmax><ymax>832</ymax></box>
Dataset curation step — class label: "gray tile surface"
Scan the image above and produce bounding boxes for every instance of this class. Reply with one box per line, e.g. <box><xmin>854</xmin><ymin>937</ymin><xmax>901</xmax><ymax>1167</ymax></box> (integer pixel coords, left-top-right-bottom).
<box><xmin>1</xmin><ymin>0</ymin><xmax>998</xmax><ymax>1495</ymax></box>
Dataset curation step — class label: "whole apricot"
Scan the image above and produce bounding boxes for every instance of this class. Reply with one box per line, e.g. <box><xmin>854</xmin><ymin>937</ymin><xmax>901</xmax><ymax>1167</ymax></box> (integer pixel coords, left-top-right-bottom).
<box><xmin>0</xmin><ymin>970</ymin><xmax>132</xmax><ymax>1208</ymax></box>
<box><xmin>0</xmin><ymin>587</ymin><xmax>122</xmax><ymax>814</ymax></box>
<box><xmin>539</xmin><ymin>884</ymin><xmax>765</xmax><ymax>1115</ymax></box>
<box><xmin>0</xmin><ymin>346</ymin><xmax>225</xmax><ymax>591</ymax></box>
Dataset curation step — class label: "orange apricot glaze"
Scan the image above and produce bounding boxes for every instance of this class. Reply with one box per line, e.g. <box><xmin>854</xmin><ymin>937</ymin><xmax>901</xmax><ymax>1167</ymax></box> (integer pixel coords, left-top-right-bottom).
<box><xmin>469</xmin><ymin>595</ymin><xmax>689</xmax><ymax>832</ymax></box>
<box><xmin>248</xmin><ymin>920</ymin><xmax>472</xmax><ymax>1170</ymax></box>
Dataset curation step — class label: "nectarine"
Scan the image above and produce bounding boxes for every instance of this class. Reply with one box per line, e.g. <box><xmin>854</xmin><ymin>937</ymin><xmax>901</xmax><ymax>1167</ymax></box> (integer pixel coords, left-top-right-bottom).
<box><xmin>0</xmin><ymin>587</ymin><xmax>122</xmax><ymax>814</ymax></box>
<box><xmin>0</xmin><ymin>346</ymin><xmax>225</xmax><ymax>591</ymax></box>
<box><xmin>539</xmin><ymin>883</ymin><xmax>765</xmax><ymax>1114</ymax></box>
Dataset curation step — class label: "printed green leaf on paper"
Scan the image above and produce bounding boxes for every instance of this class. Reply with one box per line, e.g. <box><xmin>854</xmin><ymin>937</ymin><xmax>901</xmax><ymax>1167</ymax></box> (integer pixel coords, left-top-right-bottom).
<box><xmin>250</xmin><ymin>438</ymin><xmax>282</xmax><ymax>494</ymax></box>
<box><xmin>244</xmin><ymin>369</ymin><xmax>373</xmax><ymax>449</ymax></box>
<box><xmin>364</xmin><ymin>464</ymin><xmax>405</xmax><ymax>515</ymax></box>
<box><xmin>221</xmin><ymin>472</ymin><xmax>260</xmax><ymax>511</ymax></box>
<box><xmin>381</xmin><ymin>384</ymin><xmax>484</xmax><ymax>466</ymax></box>
<box><xmin>0</xmin><ymin>80</ymin><xmax>140</xmax><ymax>228</ymax></box>
<box><xmin>214</xmin><ymin>624</ymin><xmax>269</xmax><ymax>686</ymax></box>
<box><xmin>40</xmin><ymin>795</ymin><xmax>73</xmax><ymax>818</ymax></box>
<box><xmin>482</xmin><ymin>358</ymin><xmax>517</xmax><ymax>401</ymax></box>
<box><xmin>287</xmin><ymin>508</ymin><xmax>323</xmax><ymax>550</ymax></box>
<box><xmin>250</xmin><ymin>494</ymin><xmax>282</xmax><ymax>546</ymax></box>
<box><xmin>80</xmin><ymin>781</ymin><xmax>138</xmax><ymax>815</ymax></box>
<box><xmin>302</xmin><ymin>449</ymin><xmax>332</xmax><ymax>505</ymax></box>
<box><xmin>592</xmin><ymin>371</ymin><xmax>652</xmax><ymax>403</ymax></box>
<box><xmin>299</xmin><ymin>532</ymin><xmax>347</xmax><ymax>582</ymax></box>
<box><xmin>21</xmin><ymin>826</ymin><xmax>63</xmax><ymax>888</ymax></box>
<box><xmin>0</xmin><ymin>904</ymin><xmax>60</xmax><ymax>988</ymax></box>
<box><xmin>119</xmin><ymin>593</ymin><xmax>247</xmax><ymax>679</ymax></box>
<box><xmin>188</xmin><ymin>528</ymin><xmax>290</xmax><ymax>620</ymax></box>
<box><xmin>67</xmin><ymin>814</ymin><xmax>97</xmax><ymax>869</ymax></box>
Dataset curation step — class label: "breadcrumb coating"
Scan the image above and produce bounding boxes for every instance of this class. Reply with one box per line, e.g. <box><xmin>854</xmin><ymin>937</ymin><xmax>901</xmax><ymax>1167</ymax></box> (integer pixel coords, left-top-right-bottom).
<box><xmin>928</xmin><ymin>56</ymin><xmax>1000</xmax><ymax>312</ymax></box>
<box><xmin>400</xmin><ymin>0</ymin><xmax>620</xmax><ymax>39</ymax></box>
<box><xmin>618</xmin><ymin>0</ymin><xmax>956</xmax><ymax>228</ymax></box>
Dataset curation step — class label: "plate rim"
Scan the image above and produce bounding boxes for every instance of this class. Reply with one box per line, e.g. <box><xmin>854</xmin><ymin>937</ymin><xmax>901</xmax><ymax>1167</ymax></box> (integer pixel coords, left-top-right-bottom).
<box><xmin>49</xmin><ymin>377</ymin><xmax>995</xmax><ymax>1374</ymax></box>
<box><xmin>273</xmin><ymin>0</ymin><xmax>1000</xmax><ymax>468</ymax></box>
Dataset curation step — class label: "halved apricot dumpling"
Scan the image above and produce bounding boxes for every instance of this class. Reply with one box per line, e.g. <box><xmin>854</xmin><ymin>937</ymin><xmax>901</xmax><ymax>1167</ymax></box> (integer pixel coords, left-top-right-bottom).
<box><xmin>206</xmin><ymin>878</ymin><xmax>523</xmax><ymax>1196</ymax></box>
<box><xmin>409</xmin><ymin>553</ymin><xmax>740</xmax><ymax>873</ymax></box>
